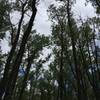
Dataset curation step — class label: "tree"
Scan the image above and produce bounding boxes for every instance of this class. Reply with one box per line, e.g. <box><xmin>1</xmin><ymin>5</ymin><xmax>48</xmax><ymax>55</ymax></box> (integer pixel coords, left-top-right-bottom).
<box><xmin>18</xmin><ymin>32</ymin><xmax>50</xmax><ymax>100</ymax></box>
<box><xmin>1</xmin><ymin>0</ymin><xmax>37</xmax><ymax>100</ymax></box>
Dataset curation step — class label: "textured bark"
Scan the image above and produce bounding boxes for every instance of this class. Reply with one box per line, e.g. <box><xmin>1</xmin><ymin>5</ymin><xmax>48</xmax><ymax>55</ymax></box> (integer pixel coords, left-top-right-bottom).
<box><xmin>3</xmin><ymin>1</ymin><xmax>37</xmax><ymax>100</ymax></box>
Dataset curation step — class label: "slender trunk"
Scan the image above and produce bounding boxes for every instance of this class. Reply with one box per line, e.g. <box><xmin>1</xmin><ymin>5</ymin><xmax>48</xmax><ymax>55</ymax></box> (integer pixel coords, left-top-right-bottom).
<box><xmin>59</xmin><ymin>28</ymin><xmax>64</xmax><ymax>100</ymax></box>
<box><xmin>92</xmin><ymin>26</ymin><xmax>100</xmax><ymax>80</ymax></box>
<box><xmin>79</xmin><ymin>22</ymin><xmax>100</xmax><ymax>100</ymax></box>
<box><xmin>56</xmin><ymin>15</ymin><xmax>65</xmax><ymax>100</ymax></box>
<box><xmin>3</xmin><ymin>2</ymin><xmax>37</xmax><ymax>100</ymax></box>
<box><xmin>78</xmin><ymin>41</ymin><xmax>89</xmax><ymax>100</ymax></box>
<box><xmin>0</xmin><ymin>3</ymin><xmax>26</xmax><ymax>99</ymax></box>
<box><xmin>84</xmin><ymin>27</ymin><xmax>100</xmax><ymax>100</ymax></box>
<box><xmin>67</xmin><ymin>1</ymin><xmax>83</xmax><ymax>100</ymax></box>
<box><xmin>18</xmin><ymin>58</ymin><xmax>32</xmax><ymax>100</ymax></box>
<box><xmin>18</xmin><ymin>50</ymin><xmax>36</xmax><ymax>100</ymax></box>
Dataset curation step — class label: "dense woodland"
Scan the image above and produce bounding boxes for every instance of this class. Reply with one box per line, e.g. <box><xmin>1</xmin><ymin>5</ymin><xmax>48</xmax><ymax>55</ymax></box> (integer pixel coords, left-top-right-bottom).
<box><xmin>0</xmin><ymin>0</ymin><xmax>100</xmax><ymax>100</ymax></box>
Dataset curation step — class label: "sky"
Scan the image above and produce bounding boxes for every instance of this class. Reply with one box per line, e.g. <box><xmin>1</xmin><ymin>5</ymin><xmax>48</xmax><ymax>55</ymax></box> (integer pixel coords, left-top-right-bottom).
<box><xmin>34</xmin><ymin>0</ymin><xmax>95</xmax><ymax>35</ymax></box>
<box><xmin>0</xmin><ymin>0</ymin><xmax>96</xmax><ymax>53</ymax></box>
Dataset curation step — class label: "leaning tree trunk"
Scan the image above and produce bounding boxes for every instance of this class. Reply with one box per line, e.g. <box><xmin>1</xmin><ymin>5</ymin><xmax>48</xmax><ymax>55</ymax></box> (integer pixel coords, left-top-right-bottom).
<box><xmin>0</xmin><ymin>2</ymin><xmax>27</xmax><ymax>99</ymax></box>
<box><xmin>3</xmin><ymin>1</ymin><xmax>37</xmax><ymax>100</ymax></box>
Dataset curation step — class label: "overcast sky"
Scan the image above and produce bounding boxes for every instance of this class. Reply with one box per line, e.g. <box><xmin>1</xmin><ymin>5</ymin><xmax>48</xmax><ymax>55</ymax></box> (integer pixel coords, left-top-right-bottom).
<box><xmin>34</xmin><ymin>0</ymin><xmax>95</xmax><ymax>35</ymax></box>
<box><xmin>1</xmin><ymin>0</ymin><xmax>96</xmax><ymax>53</ymax></box>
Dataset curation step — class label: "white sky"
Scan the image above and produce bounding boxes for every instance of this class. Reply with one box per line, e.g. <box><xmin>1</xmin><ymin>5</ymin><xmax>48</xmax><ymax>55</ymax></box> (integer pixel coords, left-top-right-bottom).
<box><xmin>34</xmin><ymin>0</ymin><xmax>95</xmax><ymax>35</ymax></box>
<box><xmin>1</xmin><ymin>0</ymin><xmax>96</xmax><ymax>53</ymax></box>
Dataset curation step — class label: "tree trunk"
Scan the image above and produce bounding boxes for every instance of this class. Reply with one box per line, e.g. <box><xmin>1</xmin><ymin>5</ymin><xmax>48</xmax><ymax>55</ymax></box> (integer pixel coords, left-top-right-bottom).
<box><xmin>67</xmin><ymin>1</ymin><xmax>83</xmax><ymax>100</ymax></box>
<box><xmin>0</xmin><ymin>2</ymin><xmax>26</xmax><ymax>99</ymax></box>
<box><xmin>3</xmin><ymin>1</ymin><xmax>37</xmax><ymax>100</ymax></box>
<box><xmin>18</xmin><ymin>50</ymin><xmax>36</xmax><ymax>100</ymax></box>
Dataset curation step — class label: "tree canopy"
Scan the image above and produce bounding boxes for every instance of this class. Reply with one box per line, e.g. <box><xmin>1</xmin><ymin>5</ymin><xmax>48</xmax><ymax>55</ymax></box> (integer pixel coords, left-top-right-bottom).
<box><xmin>0</xmin><ymin>0</ymin><xmax>100</xmax><ymax>100</ymax></box>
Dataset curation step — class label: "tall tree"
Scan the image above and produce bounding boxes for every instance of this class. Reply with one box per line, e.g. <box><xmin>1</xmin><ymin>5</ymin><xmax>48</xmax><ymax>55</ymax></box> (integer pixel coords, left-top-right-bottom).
<box><xmin>2</xmin><ymin>0</ymin><xmax>37</xmax><ymax>100</ymax></box>
<box><xmin>0</xmin><ymin>1</ymin><xmax>27</xmax><ymax>98</ymax></box>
